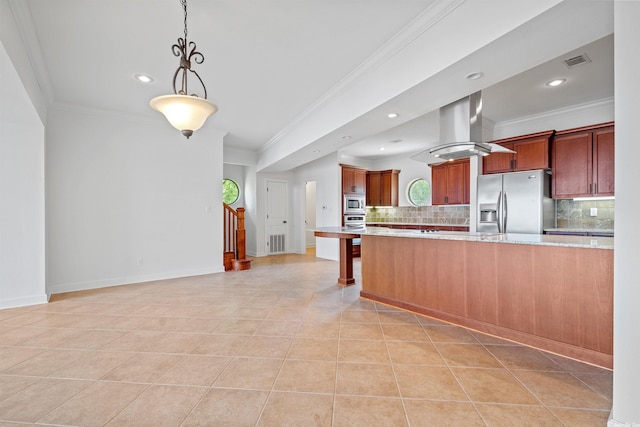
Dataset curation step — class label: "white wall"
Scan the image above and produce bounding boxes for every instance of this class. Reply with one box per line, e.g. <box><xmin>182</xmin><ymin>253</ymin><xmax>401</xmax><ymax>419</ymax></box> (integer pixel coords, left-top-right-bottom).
<box><xmin>46</xmin><ymin>105</ymin><xmax>225</xmax><ymax>294</ymax></box>
<box><xmin>305</xmin><ymin>181</ymin><xmax>316</xmax><ymax>247</ymax></box>
<box><xmin>243</xmin><ymin>165</ymin><xmax>258</xmax><ymax>256</ymax></box>
<box><xmin>293</xmin><ymin>153</ymin><xmax>342</xmax><ymax>260</ymax></box>
<box><xmin>611</xmin><ymin>2</ymin><xmax>640</xmax><ymax>425</ymax></box>
<box><xmin>0</xmin><ymin>40</ymin><xmax>47</xmax><ymax>308</ymax></box>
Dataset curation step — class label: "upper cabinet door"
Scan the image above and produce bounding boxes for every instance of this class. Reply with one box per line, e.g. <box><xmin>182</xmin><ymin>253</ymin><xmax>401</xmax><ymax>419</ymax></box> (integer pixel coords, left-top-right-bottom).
<box><xmin>483</xmin><ymin>143</ymin><xmax>514</xmax><ymax>174</ymax></box>
<box><xmin>366</xmin><ymin>171</ymin><xmax>381</xmax><ymax>206</ymax></box>
<box><xmin>366</xmin><ymin>170</ymin><xmax>399</xmax><ymax>206</ymax></box>
<box><xmin>552</xmin><ymin>131</ymin><xmax>593</xmax><ymax>198</ymax></box>
<box><xmin>593</xmin><ymin>126</ymin><xmax>615</xmax><ymax>196</ymax></box>
<box><xmin>341</xmin><ymin>165</ymin><xmax>367</xmax><ymax>195</ymax></box>
<box><xmin>352</xmin><ymin>169</ymin><xmax>367</xmax><ymax>194</ymax></box>
<box><xmin>445</xmin><ymin>162</ymin><xmax>466</xmax><ymax>205</ymax></box>
<box><xmin>483</xmin><ymin>130</ymin><xmax>553</xmax><ymax>174</ymax></box>
<box><xmin>551</xmin><ymin>123</ymin><xmax>614</xmax><ymax>199</ymax></box>
<box><xmin>431</xmin><ymin>165</ymin><xmax>448</xmax><ymax>205</ymax></box>
<box><xmin>513</xmin><ymin>137</ymin><xmax>551</xmax><ymax>171</ymax></box>
<box><xmin>431</xmin><ymin>159</ymin><xmax>468</xmax><ymax>205</ymax></box>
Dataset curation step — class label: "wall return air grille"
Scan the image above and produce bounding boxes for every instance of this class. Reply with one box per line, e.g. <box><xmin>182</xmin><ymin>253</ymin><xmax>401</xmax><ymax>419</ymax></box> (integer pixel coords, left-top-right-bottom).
<box><xmin>269</xmin><ymin>234</ymin><xmax>285</xmax><ymax>254</ymax></box>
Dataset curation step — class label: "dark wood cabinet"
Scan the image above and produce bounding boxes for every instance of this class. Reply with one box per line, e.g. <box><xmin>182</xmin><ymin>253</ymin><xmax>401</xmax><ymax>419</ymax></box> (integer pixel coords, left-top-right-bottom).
<box><xmin>431</xmin><ymin>159</ymin><xmax>469</xmax><ymax>205</ymax></box>
<box><xmin>366</xmin><ymin>169</ymin><xmax>399</xmax><ymax>206</ymax></box>
<box><xmin>341</xmin><ymin>164</ymin><xmax>367</xmax><ymax>195</ymax></box>
<box><xmin>366</xmin><ymin>171</ymin><xmax>381</xmax><ymax>206</ymax></box>
<box><xmin>552</xmin><ymin>123</ymin><xmax>614</xmax><ymax>198</ymax></box>
<box><xmin>483</xmin><ymin>130</ymin><xmax>554</xmax><ymax>174</ymax></box>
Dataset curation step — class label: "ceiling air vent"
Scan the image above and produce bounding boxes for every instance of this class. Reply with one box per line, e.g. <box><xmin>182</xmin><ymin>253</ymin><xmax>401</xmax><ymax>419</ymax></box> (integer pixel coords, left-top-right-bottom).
<box><xmin>563</xmin><ymin>54</ymin><xmax>591</xmax><ymax>69</ymax></box>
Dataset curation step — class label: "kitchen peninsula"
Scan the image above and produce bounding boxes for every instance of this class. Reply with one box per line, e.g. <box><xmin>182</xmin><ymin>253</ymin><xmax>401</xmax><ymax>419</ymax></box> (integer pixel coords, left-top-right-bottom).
<box><xmin>315</xmin><ymin>226</ymin><xmax>613</xmax><ymax>368</ymax></box>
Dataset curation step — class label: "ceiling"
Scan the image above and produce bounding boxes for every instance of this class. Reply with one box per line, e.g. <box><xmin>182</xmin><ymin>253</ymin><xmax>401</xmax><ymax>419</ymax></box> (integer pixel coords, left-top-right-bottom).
<box><xmin>15</xmin><ymin>0</ymin><xmax>613</xmax><ymax>171</ymax></box>
<box><xmin>341</xmin><ymin>34</ymin><xmax>614</xmax><ymax>160</ymax></box>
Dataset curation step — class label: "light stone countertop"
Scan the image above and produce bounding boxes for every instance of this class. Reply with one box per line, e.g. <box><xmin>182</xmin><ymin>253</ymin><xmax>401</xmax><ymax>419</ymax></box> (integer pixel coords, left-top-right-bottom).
<box><xmin>314</xmin><ymin>226</ymin><xmax>613</xmax><ymax>249</ymax></box>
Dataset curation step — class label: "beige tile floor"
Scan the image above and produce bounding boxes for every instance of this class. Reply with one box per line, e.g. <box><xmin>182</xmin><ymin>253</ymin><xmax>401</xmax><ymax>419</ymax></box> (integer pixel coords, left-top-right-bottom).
<box><xmin>0</xmin><ymin>249</ymin><xmax>612</xmax><ymax>426</ymax></box>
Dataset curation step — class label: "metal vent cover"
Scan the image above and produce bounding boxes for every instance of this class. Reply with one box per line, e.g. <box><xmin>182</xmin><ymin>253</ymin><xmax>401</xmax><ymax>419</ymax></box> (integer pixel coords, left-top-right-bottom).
<box><xmin>563</xmin><ymin>53</ymin><xmax>591</xmax><ymax>69</ymax></box>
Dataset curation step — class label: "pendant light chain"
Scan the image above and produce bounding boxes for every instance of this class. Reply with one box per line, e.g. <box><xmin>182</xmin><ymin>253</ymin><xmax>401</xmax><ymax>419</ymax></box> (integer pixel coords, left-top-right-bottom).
<box><xmin>169</xmin><ymin>0</ymin><xmax>208</xmax><ymax>99</ymax></box>
<box><xmin>181</xmin><ymin>0</ymin><xmax>188</xmax><ymax>42</ymax></box>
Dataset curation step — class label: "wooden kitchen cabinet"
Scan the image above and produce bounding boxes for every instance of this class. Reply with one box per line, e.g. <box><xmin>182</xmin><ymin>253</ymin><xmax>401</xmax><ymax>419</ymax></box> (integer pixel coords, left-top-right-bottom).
<box><xmin>431</xmin><ymin>159</ymin><xmax>469</xmax><ymax>205</ymax></box>
<box><xmin>366</xmin><ymin>169</ymin><xmax>400</xmax><ymax>206</ymax></box>
<box><xmin>552</xmin><ymin>122</ymin><xmax>614</xmax><ymax>198</ymax></box>
<box><xmin>341</xmin><ymin>164</ymin><xmax>367</xmax><ymax>194</ymax></box>
<box><xmin>483</xmin><ymin>130</ymin><xmax>554</xmax><ymax>174</ymax></box>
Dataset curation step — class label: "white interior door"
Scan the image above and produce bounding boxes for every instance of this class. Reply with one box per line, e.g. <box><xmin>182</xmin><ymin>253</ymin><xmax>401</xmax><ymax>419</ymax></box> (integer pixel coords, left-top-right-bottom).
<box><xmin>266</xmin><ymin>180</ymin><xmax>288</xmax><ymax>254</ymax></box>
<box><xmin>305</xmin><ymin>181</ymin><xmax>316</xmax><ymax>248</ymax></box>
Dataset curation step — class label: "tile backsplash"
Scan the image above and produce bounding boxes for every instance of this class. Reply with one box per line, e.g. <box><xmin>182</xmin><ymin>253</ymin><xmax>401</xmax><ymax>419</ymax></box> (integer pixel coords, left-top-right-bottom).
<box><xmin>555</xmin><ymin>199</ymin><xmax>615</xmax><ymax>230</ymax></box>
<box><xmin>366</xmin><ymin>205</ymin><xmax>470</xmax><ymax>226</ymax></box>
<box><xmin>365</xmin><ymin>199</ymin><xmax>615</xmax><ymax>230</ymax></box>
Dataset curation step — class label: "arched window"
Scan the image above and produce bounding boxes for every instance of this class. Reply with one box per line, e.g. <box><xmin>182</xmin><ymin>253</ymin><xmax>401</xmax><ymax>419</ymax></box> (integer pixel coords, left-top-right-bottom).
<box><xmin>407</xmin><ymin>178</ymin><xmax>431</xmax><ymax>206</ymax></box>
<box><xmin>222</xmin><ymin>178</ymin><xmax>240</xmax><ymax>205</ymax></box>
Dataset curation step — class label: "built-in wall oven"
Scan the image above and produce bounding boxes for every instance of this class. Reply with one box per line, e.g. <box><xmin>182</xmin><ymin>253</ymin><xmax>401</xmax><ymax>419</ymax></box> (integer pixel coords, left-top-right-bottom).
<box><xmin>344</xmin><ymin>214</ymin><xmax>365</xmax><ymax>254</ymax></box>
<box><xmin>343</xmin><ymin>214</ymin><xmax>365</xmax><ymax>228</ymax></box>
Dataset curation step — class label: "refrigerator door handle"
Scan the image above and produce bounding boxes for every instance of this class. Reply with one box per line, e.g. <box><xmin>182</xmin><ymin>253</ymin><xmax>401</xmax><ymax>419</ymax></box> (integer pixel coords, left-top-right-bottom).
<box><xmin>503</xmin><ymin>192</ymin><xmax>508</xmax><ymax>233</ymax></box>
<box><xmin>496</xmin><ymin>191</ymin><xmax>503</xmax><ymax>233</ymax></box>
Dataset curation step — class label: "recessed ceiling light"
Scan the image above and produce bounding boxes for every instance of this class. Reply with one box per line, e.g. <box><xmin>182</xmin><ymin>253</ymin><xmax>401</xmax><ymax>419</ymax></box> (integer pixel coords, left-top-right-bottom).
<box><xmin>466</xmin><ymin>72</ymin><xmax>484</xmax><ymax>80</ymax></box>
<box><xmin>342</xmin><ymin>135</ymin><xmax>352</xmax><ymax>140</ymax></box>
<box><xmin>379</xmin><ymin>147</ymin><xmax>385</xmax><ymax>151</ymax></box>
<box><xmin>387</xmin><ymin>113</ymin><xmax>398</xmax><ymax>118</ymax></box>
<box><xmin>312</xmin><ymin>150</ymin><xmax>320</xmax><ymax>153</ymax></box>
<box><xmin>546</xmin><ymin>78</ymin><xmax>567</xmax><ymax>87</ymax></box>
<box><xmin>134</xmin><ymin>73</ymin><xmax>154</xmax><ymax>83</ymax></box>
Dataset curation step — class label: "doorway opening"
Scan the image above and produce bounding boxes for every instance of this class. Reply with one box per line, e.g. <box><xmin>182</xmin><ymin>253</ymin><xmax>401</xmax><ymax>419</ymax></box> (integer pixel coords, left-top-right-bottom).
<box><xmin>305</xmin><ymin>181</ymin><xmax>317</xmax><ymax>249</ymax></box>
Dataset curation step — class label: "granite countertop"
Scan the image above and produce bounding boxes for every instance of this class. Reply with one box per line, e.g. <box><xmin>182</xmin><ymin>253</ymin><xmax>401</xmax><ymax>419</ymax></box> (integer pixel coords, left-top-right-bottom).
<box><xmin>314</xmin><ymin>226</ymin><xmax>613</xmax><ymax>249</ymax></box>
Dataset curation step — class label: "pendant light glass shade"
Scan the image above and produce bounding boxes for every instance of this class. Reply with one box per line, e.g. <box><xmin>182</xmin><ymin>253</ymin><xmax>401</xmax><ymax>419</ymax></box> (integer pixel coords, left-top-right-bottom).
<box><xmin>150</xmin><ymin>94</ymin><xmax>218</xmax><ymax>138</ymax></box>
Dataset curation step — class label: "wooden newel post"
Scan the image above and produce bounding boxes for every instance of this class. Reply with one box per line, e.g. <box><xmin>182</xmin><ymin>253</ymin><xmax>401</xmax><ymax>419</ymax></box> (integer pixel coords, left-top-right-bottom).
<box><xmin>236</xmin><ymin>208</ymin><xmax>246</xmax><ymax>260</ymax></box>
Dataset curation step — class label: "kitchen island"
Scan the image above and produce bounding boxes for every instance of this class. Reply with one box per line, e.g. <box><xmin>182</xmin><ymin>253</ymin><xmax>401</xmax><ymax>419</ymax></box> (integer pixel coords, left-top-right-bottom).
<box><xmin>315</xmin><ymin>226</ymin><xmax>613</xmax><ymax>368</ymax></box>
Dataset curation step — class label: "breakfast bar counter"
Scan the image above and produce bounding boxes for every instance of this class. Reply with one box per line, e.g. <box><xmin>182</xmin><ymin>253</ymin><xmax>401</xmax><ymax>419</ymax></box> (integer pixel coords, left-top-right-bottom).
<box><xmin>315</xmin><ymin>226</ymin><xmax>613</xmax><ymax>368</ymax></box>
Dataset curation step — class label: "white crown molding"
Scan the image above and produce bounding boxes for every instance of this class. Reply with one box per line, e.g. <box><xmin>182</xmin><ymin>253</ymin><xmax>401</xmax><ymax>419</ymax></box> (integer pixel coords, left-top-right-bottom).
<box><xmin>494</xmin><ymin>97</ymin><xmax>614</xmax><ymax>129</ymax></box>
<box><xmin>258</xmin><ymin>0</ymin><xmax>465</xmax><ymax>154</ymax></box>
<box><xmin>7</xmin><ymin>0</ymin><xmax>53</xmax><ymax>106</ymax></box>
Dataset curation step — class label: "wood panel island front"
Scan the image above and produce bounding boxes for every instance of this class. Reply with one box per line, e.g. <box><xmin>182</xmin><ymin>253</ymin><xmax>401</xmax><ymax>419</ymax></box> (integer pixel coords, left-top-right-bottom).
<box><xmin>315</xmin><ymin>226</ymin><xmax>613</xmax><ymax>368</ymax></box>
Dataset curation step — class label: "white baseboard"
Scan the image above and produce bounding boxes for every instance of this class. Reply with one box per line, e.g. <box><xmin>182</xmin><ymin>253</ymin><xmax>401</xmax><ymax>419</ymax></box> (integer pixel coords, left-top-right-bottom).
<box><xmin>0</xmin><ymin>293</ymin><xmax>49</xmax><ymax>310</ymax></box>
<box><xmin>608</xmin><ymin>413</ymin><xmax>639</xmax><ymax>427</ymax></box>
<box><xmin>48</xmin><ymin>266</ymin><xmax>224</xmax><ymax>295</ymax></box>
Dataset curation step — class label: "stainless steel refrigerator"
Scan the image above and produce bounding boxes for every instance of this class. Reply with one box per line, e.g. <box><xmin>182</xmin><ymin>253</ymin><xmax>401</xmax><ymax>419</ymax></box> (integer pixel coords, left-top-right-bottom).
<box><xmin>477</xmin><ymin>169</ymin><xmax>554</xmax><ymax>234</ymax></box>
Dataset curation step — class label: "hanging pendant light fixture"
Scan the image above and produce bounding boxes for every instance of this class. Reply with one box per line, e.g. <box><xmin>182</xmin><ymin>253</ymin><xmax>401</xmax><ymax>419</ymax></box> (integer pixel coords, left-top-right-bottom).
<box><xmin>150</xmin><ymin>0</ymin><xmax>218</xmax><ymax>138</ymax></box>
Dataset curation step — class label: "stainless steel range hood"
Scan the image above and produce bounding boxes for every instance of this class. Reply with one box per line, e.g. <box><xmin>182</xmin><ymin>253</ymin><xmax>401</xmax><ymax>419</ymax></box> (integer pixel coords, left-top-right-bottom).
<box><xmin>412</xmin><ymin>91</ymin><xmax>515</xmax><ymax>163</ymax></box>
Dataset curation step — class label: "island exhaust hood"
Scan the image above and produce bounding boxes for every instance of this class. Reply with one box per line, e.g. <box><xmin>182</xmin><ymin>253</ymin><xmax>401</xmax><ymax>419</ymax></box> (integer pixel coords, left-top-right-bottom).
<box><xmin>412</xmin><ymin>91</ymin><xmax>515</xmax><ymax>163</ymax></box>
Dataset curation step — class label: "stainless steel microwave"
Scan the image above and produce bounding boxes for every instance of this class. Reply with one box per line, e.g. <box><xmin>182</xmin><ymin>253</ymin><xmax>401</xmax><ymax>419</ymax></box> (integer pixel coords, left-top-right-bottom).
<box><xmin>344</xmin><ymin>194</ymin><xmax>365</xmax><ymax>214</ymax></box>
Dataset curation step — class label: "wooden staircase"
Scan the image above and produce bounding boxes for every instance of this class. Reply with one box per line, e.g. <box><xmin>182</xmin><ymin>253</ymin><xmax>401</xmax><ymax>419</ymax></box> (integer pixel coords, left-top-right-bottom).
<box><xmin>223</xmin><ymin>203</ymin><xmax>252</xmax><ymax>271</ymax></box>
